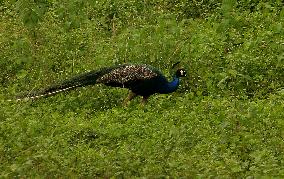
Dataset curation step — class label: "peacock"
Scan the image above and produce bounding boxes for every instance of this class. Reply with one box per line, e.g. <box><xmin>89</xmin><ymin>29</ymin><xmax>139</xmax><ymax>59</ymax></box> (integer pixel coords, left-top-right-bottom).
<box><xmin>14</xmin><ymin>64</ymin><xmax>186</xmax><ymax>104</ymax></box>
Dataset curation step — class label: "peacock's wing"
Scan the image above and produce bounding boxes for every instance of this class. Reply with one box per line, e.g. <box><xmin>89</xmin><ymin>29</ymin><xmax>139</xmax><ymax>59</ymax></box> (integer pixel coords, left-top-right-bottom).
<box><xmin>96</xmin><ymin>64</ymin><xmax>160</xmax><ymax>87</ymax></box>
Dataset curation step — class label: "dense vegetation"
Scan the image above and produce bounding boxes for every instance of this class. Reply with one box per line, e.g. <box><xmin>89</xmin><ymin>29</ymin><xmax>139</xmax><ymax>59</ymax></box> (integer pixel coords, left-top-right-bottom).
<box><xmin>0</xmin><ymin>0</ymin><xmax>283</xmax><ymax>177</ymax></box>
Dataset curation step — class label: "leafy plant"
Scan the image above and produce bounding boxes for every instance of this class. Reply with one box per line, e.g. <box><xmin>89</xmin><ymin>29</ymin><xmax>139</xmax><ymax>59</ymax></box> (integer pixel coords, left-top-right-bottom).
<box><xmin>0</xmin><ymin>0</ymin><xmax>283</xmax><ymax>178</ymax></box>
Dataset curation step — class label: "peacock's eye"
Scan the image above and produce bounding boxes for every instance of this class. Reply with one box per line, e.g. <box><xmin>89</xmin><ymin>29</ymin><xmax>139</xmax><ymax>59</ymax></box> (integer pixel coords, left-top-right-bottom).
<box><xmin>179</xmin><ymin>69</ymin><xmax>186</xmax><ymax>76</ymax></box>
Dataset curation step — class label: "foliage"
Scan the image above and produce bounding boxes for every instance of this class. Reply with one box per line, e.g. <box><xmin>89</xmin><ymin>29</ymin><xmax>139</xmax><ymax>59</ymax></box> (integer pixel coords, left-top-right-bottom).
<box><xmin>1</xmin><ymin>95</ymin><xmax>284</xmax><ymax>178</ymax></box>
<box><xmin>0</xmin><ymin>0</ymin><xmax>283</xmax><ymax>178</ymax></box>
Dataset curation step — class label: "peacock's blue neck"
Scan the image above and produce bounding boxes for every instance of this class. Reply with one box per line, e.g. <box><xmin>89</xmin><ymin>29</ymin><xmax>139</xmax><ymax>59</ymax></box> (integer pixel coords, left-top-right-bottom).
<box><xmin>161</xmin><ymin>76</ymin><xmax>180</xmax><ymax>94</ymax></box>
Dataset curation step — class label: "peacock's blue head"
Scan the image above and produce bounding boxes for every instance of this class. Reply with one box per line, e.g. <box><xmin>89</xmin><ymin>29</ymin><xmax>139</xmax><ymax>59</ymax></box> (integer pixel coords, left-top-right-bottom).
<box><xmin>175</xmin><ymin>69</ymin><xmax>186</xmax><ymax>78</ymax></box>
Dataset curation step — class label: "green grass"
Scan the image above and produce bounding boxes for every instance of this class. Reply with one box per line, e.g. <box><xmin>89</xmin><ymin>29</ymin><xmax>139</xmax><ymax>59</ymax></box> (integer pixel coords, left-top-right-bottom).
<box><xmin>1</xmin><ymin>94</ymin><xmax>284</xmax><ymax>177</ymax></box>
<box><xmin>1</xmin><ymin>0</ymin><xmax>284</xmax><ymax>178</ymax></box>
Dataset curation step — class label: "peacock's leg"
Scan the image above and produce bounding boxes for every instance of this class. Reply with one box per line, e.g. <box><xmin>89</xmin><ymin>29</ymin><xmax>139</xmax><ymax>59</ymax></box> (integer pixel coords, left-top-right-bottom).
<box><xmin>123</xmin><ymin>91</ymin><xmax>137</xmax><ymax>106</ymax></box>
<box><xmin>141</xmin><ymin>96</ymin><xmax>149</xmax><ymax>105</ymax></box>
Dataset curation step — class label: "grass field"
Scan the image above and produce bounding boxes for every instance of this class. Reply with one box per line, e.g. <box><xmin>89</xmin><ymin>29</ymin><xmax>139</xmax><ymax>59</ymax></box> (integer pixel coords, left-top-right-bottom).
<box><xmin>1</xmin><ymin>0</ymin><xmax>284</xmax><ymax>178</ymax></box>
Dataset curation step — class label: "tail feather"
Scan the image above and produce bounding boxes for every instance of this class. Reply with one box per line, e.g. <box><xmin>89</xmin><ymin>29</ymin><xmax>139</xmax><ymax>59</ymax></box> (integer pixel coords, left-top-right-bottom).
<box><xmin>14</xmin><ymin>70</ymin><xmax>104</xmax><ymax>101</ymax></box>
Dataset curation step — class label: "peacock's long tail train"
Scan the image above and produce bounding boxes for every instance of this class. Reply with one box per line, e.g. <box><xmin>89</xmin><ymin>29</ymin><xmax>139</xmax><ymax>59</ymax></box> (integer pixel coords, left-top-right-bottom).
<box><xmin>15</xmin><ymin>69</ymin><xmax>107</xmax><ymax>101</ymax></box>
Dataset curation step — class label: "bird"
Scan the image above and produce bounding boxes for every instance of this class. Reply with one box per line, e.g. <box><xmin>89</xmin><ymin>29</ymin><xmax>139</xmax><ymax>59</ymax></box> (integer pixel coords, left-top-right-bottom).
<box><xmin>14</xmin><ymin>64</ymin><xmax>186</xmax><ymax>105</ymax></box>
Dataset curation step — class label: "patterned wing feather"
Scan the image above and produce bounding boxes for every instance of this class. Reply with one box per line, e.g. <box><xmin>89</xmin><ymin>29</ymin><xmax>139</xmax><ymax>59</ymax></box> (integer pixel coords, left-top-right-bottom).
<box><xmin>96</xmin><ymin>64</ymin><xmax>159</xmax><ymax>85</ymax></box>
